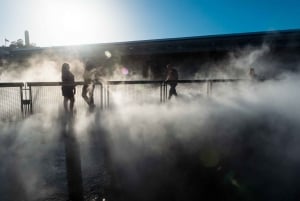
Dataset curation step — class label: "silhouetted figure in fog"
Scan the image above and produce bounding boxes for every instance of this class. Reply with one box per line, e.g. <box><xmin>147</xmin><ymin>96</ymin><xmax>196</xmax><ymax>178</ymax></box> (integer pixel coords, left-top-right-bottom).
<box><xmin>61</xmin><ymin>63</ymin><xmax>76</xmax><ymax>113</ymax></box>
<box><xmin>82</xmin><ymin>61</ymin><xmax>99</xmax><ymax>110</ymax></box>
<box><xmin>249</xmin><ymin>67</ymin><xmax>258</xmax><ymax>81</ymax></box>
<box><xmin>165</xmin><ymin>64</ymin><xmax>178</xmax><ymax>99</ymax></box>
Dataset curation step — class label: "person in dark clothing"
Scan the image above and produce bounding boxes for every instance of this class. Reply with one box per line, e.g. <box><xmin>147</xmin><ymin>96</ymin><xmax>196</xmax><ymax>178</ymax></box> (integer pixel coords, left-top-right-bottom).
<box><xmin>165</xmin><ymin>64</ymin><xmax>179</xmax><ymax>99</ymax></box>
<box><xmin>249</xmin><ymin>67</ymin><xmax>258</xmax><ymax>80</ymax></box>
<box><xmin>61</xmin><ymin>63</ymin><xmax>76</xmax><ymax>112</ymax></box>
<box><xmin>82</xmin><ymin>62</ymin><xmax>98</xmax><ymax>109</ymax></box>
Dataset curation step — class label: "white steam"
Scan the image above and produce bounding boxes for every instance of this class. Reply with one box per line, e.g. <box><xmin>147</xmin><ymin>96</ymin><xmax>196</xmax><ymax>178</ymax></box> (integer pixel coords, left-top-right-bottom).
<box><xmin>0</xmin><ymin>53</ymin><xmax>85</xmax><ymax>82</ymax></box>
<box><xmin>1</xmin><ymin>45</ymin><xmax>300</xmax><ymax>200</ymax></box>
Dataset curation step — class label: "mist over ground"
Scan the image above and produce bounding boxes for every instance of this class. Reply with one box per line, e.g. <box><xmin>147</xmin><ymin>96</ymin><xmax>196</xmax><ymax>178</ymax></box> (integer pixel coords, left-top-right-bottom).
<box><xmin>1</xmin><ymin>45</ymin><xmax>300</xmax><ymax>200</ymax></box>
<box><xmin>97</xmin><ymin>75</ymin><xmax>300</xmax><ymax>201</ymax></box>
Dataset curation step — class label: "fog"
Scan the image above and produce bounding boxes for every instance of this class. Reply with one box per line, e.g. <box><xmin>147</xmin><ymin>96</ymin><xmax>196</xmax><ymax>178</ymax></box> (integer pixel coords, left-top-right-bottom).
<box><xmin>96</xmin><ymin>75</ymin><xmax>300</xmax><ymax>200</ymax></box>
<box><xmin>1</xmin><ymin>45</ymin><xmax>300</xmax><ymax>200</ymax></box>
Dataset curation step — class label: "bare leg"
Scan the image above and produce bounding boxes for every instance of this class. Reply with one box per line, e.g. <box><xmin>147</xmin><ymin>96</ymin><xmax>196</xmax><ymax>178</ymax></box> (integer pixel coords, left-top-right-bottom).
<box><xmin>88</xmin><ymin>84</ymin><xmax>95</xmax><ymax>106</ymax></box>
<box><xmin>82</xmin><ymin>85</ymin><xmax>90</xmax><ymax>105</ymax></box>
<box><xmin>69</xmin><ymin>97</ymin><xmax>75</xmax><ymax>111</ymax></box>
<box><xmin>63</xmin><ymin>97</ymin><xmax>68</xmax><ymax>111</ymax></box>
<box><xmin>88</xmin><ymin>91</ymin><xmax>94</xmax><ymax>106</ymax></box>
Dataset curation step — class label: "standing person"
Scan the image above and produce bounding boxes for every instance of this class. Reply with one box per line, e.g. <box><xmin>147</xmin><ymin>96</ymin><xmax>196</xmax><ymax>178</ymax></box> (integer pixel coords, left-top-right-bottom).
<box><xmin>165</xmin><ymin>64</ymin><xmax>179</xmax><ymax>99</ymax></box>
<box><xmin>249</xmin><ymin>67</ymin><xmax>258</xmax><ymax>80</ymax></box>
<box><xmin>82</xmin><ymin>61</ymin><xmax>98</xmax><ymax>109</ymax></box>
<box><xmin>61</xmin><ymin>63</ymin><xmax>76</xmax><ymax>113</ymax></box>
<box><xmin>249</xmin><ymin>67</ymin><xmax>259</xmax><ymax>81</ymax></box>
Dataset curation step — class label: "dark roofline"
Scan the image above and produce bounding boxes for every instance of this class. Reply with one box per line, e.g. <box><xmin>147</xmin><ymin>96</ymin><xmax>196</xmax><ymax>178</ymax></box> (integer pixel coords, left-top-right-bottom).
<box><xmin>8</xmin><ymin>28</ymin><xmax>300</xmax><ymax>56</ymax></box>
<box><xmin>45</xmin><ymin>28</ymin><xmax>300</xmax><ymax>48</ymax></box>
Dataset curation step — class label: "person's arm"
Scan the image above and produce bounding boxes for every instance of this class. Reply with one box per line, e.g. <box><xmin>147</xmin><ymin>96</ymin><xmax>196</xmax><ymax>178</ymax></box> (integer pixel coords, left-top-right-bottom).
<box><xmin>70</xmin><ymin>73</ymin><xmax>76</xmax><ymax>94</ymax></box>
<box><xmin>165</xmin><ymin>71</ymin><xmax>170</xmax><ymax>82</ymax></box>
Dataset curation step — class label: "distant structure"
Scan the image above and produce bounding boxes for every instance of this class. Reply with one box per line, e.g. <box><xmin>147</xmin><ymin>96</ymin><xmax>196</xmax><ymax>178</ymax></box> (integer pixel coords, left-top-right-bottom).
<box><xmin>2</xmin><ymin>29</ymin><xmax>300</xmax><ymax>78</ymax></box>
<box><xmin>24</xmin><ymin>30</ymin><xmax>30</xmax><ymax>47</ymax></box>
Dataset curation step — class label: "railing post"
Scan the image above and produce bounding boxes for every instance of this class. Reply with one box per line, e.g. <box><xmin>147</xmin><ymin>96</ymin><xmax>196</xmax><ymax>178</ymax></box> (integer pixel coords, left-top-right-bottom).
<box><xmin>160</xmin><ymin>82</ymin><xmax>163</xmax><ymax>103</ymax></box>
<box><xmin>104</xmin><ymin>84</ymin><xmax>108</xmax><ymax>109</ymax></box>
<box><xmin>20</xmin><ymin>85</ymin><xmax>23</xmax><ymax>115</ymax></box>
<box><xmin>210</xmin><ymin>81</ymin><xmax>213</xmax><ymax>96</ymax></box>
<box><xmin>207</xmin><ymin>80</ymin><xmax>213</xmax><ymax>96</ymax></box>
<box><xmin>100</xmin><ymin>82</ymin><xmax>103</xmax><ymax>110</ymax></box>
<box><xmin>107</xmin><ymin>84</ymin><xmax>110</xmax><ymax>108</ymax></box>
<box><xmin>164</xmin><ymin>82</ymin><xmax>168</xmax><ymax>102</ymax></box>
<box><xmin>29</xmin><ymin>85</ymin><xmax>33</xmax><ymax>113</ymax></box>
<box><xmin>21</xmin><ymin>83</ymin><xmax>33</xmax><ymax>117</ymax></box>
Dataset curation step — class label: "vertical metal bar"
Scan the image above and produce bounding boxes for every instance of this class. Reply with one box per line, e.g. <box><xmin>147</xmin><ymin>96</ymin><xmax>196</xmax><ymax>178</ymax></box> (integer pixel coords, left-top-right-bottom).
<box><xmin>104</xmin><ymin>85</ymin><xmax>107</xmax><ymax>109</ymax></box>
<box><xmin>163</xmin><ymin>82</ymin><xmax>166</xmax><ymax>102</ymax></box>
<box><xmin>100</xmin><ymin>83</ymin><xmax>103</xmax><ymax>110</ymax></box>
<box><xmin>107</xmin><ymin>84</ymin><xmax>110</xmax><ymax>108</ymax></box>
<box><xmin>160</xmin><ymin>82</ymin><xmax>162</xmax><ymax>103</ymax></box>
<box><xmin>20</xmin><ymin>85</ymin><xmax>24</xmax><ymax>116</ymax></box>
<box><xmin>206</xmin><ymin>81</ymin><xmax>209</xmax><ymax>96</ymax></box>
<box><xmin>210</xmin><ymin>81</ymin><xmax>213</xmax><ymax>96</ymax></box>
<box><xmin>29</xmin><ymin>85</ymin><xmax>33</xmax><ymax>114</ymax></box>
<box><xmin>163</xmin><ymin>82</ymin><xmax>165</xmax><ymax>102</ymax></box>
<box><xmin>104</xmin><ymin>85</ymin><xmax>106</xmax><ymax>109</ymax></box>
<box><xmin>164</xmin><ymin>82</ymin><xmax>168</xmax><ymax>102</ymax></box>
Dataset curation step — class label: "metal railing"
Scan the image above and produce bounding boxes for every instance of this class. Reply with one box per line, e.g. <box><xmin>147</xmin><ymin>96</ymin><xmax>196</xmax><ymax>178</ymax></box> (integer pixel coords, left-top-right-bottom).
<box><xmin>0</xmin><ymin>79</ymin><xmax>244</xmax><ymax>120</ymax></box>
<box><xmin>0</xmin><ymin>82</ymin><xmax>24</xmax><ymax>121</ymax></box>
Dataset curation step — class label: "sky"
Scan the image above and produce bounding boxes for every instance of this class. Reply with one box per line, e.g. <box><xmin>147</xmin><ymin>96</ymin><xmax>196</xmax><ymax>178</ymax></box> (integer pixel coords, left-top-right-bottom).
<box><xmin>0</xmin><ymin>0</ymin><xmax>300</xmax><ymax>47</ymax></box>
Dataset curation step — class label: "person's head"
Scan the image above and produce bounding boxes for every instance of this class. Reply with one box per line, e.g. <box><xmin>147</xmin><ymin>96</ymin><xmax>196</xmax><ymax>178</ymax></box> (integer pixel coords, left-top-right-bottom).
<box><xmin>62</xmin><ymin>63</ymin><xmax>70</xmax><ymax>73</ymax></box>
<box><xmin>166</xmin><ymin>64</ymin><xmax>172</xmax><ymax>70</ymax></box>
<box><xmin>85</xmin><ymin>61</ymin><xmax>94</xmax><ymax>71</ymax></box>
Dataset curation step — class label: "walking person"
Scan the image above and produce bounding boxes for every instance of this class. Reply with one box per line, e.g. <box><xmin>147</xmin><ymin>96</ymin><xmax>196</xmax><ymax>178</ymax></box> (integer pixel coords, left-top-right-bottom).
<box><xmin>82</xmin><ymin>61</ymin><xmax>98</xmax><ymax>110</ymax></box>
<box><xmin>61</xmin><ymin>63</ymin><xmax>76</xmax><ymax>113</ymax></box>
<box><xmin>165</xmin><ymin>64</ymin><xmax>179</xmax><ymax>99</ymax></box>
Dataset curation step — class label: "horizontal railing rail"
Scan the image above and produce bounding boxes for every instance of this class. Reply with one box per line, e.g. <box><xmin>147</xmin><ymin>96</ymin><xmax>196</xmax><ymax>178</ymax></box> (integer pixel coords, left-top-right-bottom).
<box><xmin>176</xmin><ymin>78</ymin><xmax>245</xmax><ymax>83</ymax></box>
<box><xmin>27</xmin><ymin>81</ymin><xmax>86</xmax><ymax>86</ymax></box>
<box><xmin>23</xmin><ymin>78</ymin><xmax>244</xmax><ymax>87</ymax></box>
<box><xmin>106</xmin><ymin>80</ymin><xmax>163</xmax><ymax>85</ymax></box>
<box><xmin>105</xmin><ymin>78</ymin><xmax>244</xmax><ymax>85</ymax></box>
<box><xmin>0</xmin><ymin>78</ymin><xmax>247</xmax><ymax>120</ymax></box>
<box><xmin>0</xmin><ymin>82</ymin><xmax>24</xmax><ymax>87</ymax></box>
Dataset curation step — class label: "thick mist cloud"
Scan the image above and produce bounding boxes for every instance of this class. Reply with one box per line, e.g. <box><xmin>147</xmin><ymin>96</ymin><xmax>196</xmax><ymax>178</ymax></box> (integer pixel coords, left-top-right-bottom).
<box><xmin>0</xmin><ymin>53</ymin><xmax>85</xmax><ymax>82</ymax></box>
<box><xmin>0</xmin><ymin>114</ymin><xmax>66</xmax><ymax>201</ymax></box>
<box><xmin>1</xmin><ymin>45</ymin><xmax>300</xmax><ymax>200</ymax></box>
<box><xmin>94</xmin><ymin>75</ymin><xmax>300</xmax><ymax>200</ymax></box>
<box><xmin>193</xmin><ymin>44</ymin><xmax>294</xmax><ymax>80</ymax></box>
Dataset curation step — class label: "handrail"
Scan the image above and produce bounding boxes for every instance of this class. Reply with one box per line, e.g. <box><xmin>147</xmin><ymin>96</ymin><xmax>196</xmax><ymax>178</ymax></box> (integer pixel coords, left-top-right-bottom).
<box><xmin>0</xmin><ymin>82</ymin><xmax>24</xmax><ymax>87</ymax></box>
<box><xmin>27</xmin><ymin>81</ymin><xmax>85</xmax><ymax>86</ymax></box>
<box><xmin>105</xmin><ymin>78</ymin><xmax>245</xmax><ymax>85</ymax></box>
<box><xmin>0</xmin><ymin>79</ymin><xmax>246</xmax><ymax>87</ymax></box>
<box><xmin>107</xmin><ymin>80</ymin><xmax>163</xmax><ymax>85</ymax></box>
<box><xmin>26</xmin><ymin>81</ymin><xmax>107</xmax><ymax>87</ymax></box>
<box><xmin>0</xmin><ymin>78</ymin><xmax>247</xmax><ymax>120</ymax></box>
<box><xmin>176</xmin><ymin>79</ymin><xmax>245</xmax><ymax>83</ymax></box>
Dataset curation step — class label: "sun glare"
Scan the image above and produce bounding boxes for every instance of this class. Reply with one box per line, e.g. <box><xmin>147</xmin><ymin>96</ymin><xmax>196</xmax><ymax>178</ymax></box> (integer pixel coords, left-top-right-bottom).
<box><xmin>42</xmin><ymin>1</ymin><xmax>96</xmax><ymax>45</ymax></box>
<box><xmin>32</xmin><ymin>0</ymin><xmax>129</xmax><ymax>46</ymax></box>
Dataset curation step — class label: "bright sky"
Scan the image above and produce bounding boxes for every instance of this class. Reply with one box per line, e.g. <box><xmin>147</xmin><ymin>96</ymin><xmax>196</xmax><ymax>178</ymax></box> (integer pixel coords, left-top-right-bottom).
<box><xmin>0</xmin><ymin>0</ymin><xmax>299</xmax><ymax>47</ymax></box>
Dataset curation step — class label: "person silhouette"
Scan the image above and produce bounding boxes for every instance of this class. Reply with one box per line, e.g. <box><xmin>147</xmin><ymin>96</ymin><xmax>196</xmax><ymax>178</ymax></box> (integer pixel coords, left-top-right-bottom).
<box><xmin>61</xmin><ymin>63</ymin><xmax>76</xmax><ymax>113</ymax></box>
<box><xmin>249</xmin><ymin>67</ymin><xmax>258</xmax><ymax>81</ymax></box>
<box><xmin>165</xmin><ymin>64</ymin><xmax>179</xmax><ymax>99</ymax></box>
<box><xmin>82</xmin><ymin>61</ymin><xmax>98</xmax><ymax>110</ymax></box>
